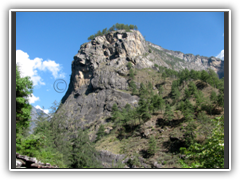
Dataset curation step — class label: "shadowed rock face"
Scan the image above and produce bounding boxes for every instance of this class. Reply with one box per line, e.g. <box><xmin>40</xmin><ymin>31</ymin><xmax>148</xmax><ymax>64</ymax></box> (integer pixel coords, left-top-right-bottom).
<box><xmin>59</xmin><ymin>30</ymin><xmax>147</xmax><ymax>140</ymax></box>
<box><xmin>58</xmin><ymin>30</ymin><xmax>224</xmax><ymax>140</ymax></box>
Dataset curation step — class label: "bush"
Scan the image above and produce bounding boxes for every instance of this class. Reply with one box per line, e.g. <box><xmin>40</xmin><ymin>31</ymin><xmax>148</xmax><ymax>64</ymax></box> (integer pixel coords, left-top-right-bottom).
<box><xmin>180</xmin><ymin>116</ymin><xmax>224</xmax><ymax>168</ymax></box>
<box><xmin>148</xmin><ymin>136</ymin><xmax>157</xmax><ymax>156</ymax></box>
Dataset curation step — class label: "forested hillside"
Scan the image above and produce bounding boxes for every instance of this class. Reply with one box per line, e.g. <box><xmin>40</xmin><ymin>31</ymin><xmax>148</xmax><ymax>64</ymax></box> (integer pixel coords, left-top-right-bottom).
<box><xmin>15</xmin><ymin>24</ymin><xmax>224</xmax><ymax>168</ymax></box>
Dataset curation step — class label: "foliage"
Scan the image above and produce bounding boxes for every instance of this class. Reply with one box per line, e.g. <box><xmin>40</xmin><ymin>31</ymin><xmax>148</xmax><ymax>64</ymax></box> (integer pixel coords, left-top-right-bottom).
<box><xmin>148</xmin><ymin>136</ymin><xmax>157</xmax><ymax>156</ymax></box>
<box><xmin>164</xmin><ymin>104</ymin><xmax>174</xmax><ymax>121</ymax></box>
<box><xmin>180</xmin><ymin>116</ymin><xmax>224</xmax><ymax>168</ymax></box>
<box><xmin>96</xmin><ymin>124</ymin><xmax>105</xmax><ymax>142</ymax></box>
<box><xmin>16</xmin><ymin>65</ymin><xmax>33</xmax><ymax>137</ymax></box>
<box><xmin>87</xmin><ymin>23</ymin><xmax>138</xmax><ymax>40</ymax></box>
<box><xmin>127</xmin><ymin>62</ymin><xmax>132</xmax><ymax>69</ymax></box>
<box><xmin>68</xmin><ymin>129</ymin><xmax>102</xmax><ymax>168</ymax></box>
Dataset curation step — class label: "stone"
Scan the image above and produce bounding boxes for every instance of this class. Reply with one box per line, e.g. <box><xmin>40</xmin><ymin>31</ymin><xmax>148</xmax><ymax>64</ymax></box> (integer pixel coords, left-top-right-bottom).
<box><xmin>153</xmin><ymin>161</ymin><xmax>162</xmax><ymax>168</ymax></box>
<box><xmin>16</xmin><ymin>153</ymin><xmax>58</xmax><ymax>168</ymax></box>
<box><xmin>57</xmin><ymin>29</ymin><xmax>224</xmax><ymax>142</ymax></box>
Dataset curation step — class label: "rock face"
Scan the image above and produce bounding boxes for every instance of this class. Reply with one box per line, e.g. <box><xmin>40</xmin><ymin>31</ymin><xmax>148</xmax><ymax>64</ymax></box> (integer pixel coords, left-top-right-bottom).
<box><xmin>147</xmin><ymin>41</ymin><xmax>224</xmax><ymax>78</ymax></box>
<box><xmin>97</xmin><ymin>150</ymin><xmax>152</xmax><ymax>168</ymax></box>
<box><xmin>58</xmin><ymin>30</ymin><xmax>224</xmax><ymax>140</ymax></box>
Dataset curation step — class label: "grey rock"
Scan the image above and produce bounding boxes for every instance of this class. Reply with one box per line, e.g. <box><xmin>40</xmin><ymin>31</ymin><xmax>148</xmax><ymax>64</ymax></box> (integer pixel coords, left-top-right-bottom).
<box><xmin>153</xmin><ymin>161</ymin><xmax>162</xmax><ymax>168</ymax></box>
<box><xmin>58</xmin><ymin>29</ymin><xmax>224</xmax><ymax>141</ymax></box>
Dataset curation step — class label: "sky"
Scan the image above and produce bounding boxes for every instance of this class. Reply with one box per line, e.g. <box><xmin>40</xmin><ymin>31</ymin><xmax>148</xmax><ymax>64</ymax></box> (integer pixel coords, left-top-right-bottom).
<box><xmin>16</xmin><ymin>11</ymin><xmax>224</xmax><ymax>113</ymax></box>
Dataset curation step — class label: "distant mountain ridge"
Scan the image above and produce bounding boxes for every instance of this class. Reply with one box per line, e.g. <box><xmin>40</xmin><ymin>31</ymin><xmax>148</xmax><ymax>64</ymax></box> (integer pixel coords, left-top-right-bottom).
<box><xmin>146</xmin><ymin>41</ymin><xmax>224</xmax><ymax>78</ymax></box>
<box><xmin>29</xmin><ymin>106</ymin><xmax>51</xmax><ymax>134</ymax></box>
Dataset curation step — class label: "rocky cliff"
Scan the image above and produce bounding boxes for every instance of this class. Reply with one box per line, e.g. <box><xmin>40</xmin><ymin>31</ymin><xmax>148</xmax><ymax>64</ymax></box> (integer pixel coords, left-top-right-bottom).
<box><xmin>58</xmin><ymin>29</ymin><xmax>224</xmax><ymax>140</ymax></box>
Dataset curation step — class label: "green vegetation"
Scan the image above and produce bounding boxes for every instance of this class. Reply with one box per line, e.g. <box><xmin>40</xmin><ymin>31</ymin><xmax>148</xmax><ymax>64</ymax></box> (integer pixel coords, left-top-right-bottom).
<box><xmin>180</xmin><ymin>116</ymin><xmax>224</xmax><ymax>168</ymax></box>
<box><xmin>101</xmin><ymin>66</ymin><xmax>225</xmax><ymax>168</ymax></box>
<box><xmin>88</xmin><ymin>23</ymin><xmax>138</xmax><ymax>40</ymax></box>
<box><xmin>148</xmin><ymin>136</ymin><xmax>157</xmax><ymax>156</ymax></box>
<box><xmin>16</xmin><ymin>56</ymin><xmax>225</xmax><ymax>168</ymax></box>
<box><xmin>16</xmin><ymin>66</ymin><xmax>102</xmax><ymax>168</ymax></box>
<box><xmin>16</xmin><ymin>65</ymin><xmax>33</xmax><ymax>140</ymax></box>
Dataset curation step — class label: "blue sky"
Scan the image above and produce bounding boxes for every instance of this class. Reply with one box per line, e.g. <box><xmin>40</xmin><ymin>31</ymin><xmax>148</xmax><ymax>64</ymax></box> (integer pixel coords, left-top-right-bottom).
<box><xmin>16</xmin><ymin>11</ymin><xmax>224</xmax><ymax>113</ymax></box>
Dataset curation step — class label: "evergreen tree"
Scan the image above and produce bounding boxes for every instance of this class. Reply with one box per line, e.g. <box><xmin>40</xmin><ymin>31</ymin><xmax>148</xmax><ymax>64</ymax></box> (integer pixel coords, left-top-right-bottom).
<box><xmin>184</xmin><ymin>88</ymin><xmax>191</xmax><ymax>99</ymax></box>
<box><xmin>96</xmin><ymin>124</ymin><xmax>105</xmax><ymax>142</ymax></box>
<box><xmin>87</xmin><ymin>35</ymin><xmax>95</xmax><ymax>41</ymax></box>
<box><xmin>127</xmin><ymin>62</ymin><xmax>132</xmax><ymax>69</ymax></box>
<box><xmin>16</xmin><ymin>65</ymin><xmax>33</xmax><ymax>150</ymax></box>
<box><xmin>194</xmin><ymin>90</ymin><xmax>205</xmax><ymax>112</ymax></box>
<box><xmin>172</xmin><ymin>88</ymin><xmax>180</xmax><ymax>104</ymax></box>
<box><xmin>162</xmin><ymin>72</ymin><xmax>167</xmax><ymax>81</ymax></box>
<box><xmin>134</xmin><ymin>25</ymin><xmax>138</xmax><ymax>30</ymax></box>
<box><xmin>139</xmin><ymin>83</ymin><xmax>147</xmax><ymax>98</ymax></box>
<box><xmin>158</xmin><ymin>85</ymin><xmax>164</xmax><ymax>95</ymax></box>
<box><xmin>201</xmin><ymin>70</ymin><xmax>209</xmax><ymax>82</ymax></box>
<box><xmin>33</xmin><ymin>109</ymin><xmax>51</xmax><ymax>143</ymax></box>
<box><xmin>188</xmin><ymin>81</ymin><xmax>197</xmax><ymax>95</ymax></box>
<box><xmin>109</xmin><ymin>25</ymin><xmax>115</xmax><ymax>32</ymax></box>
<box><xmin>129</xmin><ymin>68</ymin><xmax>135</xmax><ymax>79</ymax></box>
<box><xmin>138</xmin><ymin>99</ymin><xmax>151</xmax><ymax>122</ymax></box>
<box><xmin>210</xmin><ymin>90</ymin><xmax>218</xmax><ymax>104</ymax></box>
<box><xmin>148</xmin><ymin>136</ymin><xmax>157</xmax><ymax>156</ymax></box>
<box><xmin>155</xmin><ymin>95</ymin><xmax>165</xmax><ymax>113</ymax></box>
<box><xmin>129</xmin><ymin>80</ymin><xmax>137</xmax><ymax>94</ymax></box>
<box><xmin>178</xmin><ymin>100</ymin><xmax>185</xmax><ymax>112</ymax></box>
<box><xmin>207</xmin><ymin>69</ymin><xmax>219</xmax><ymax>88</ymax></box>
<box><xmin>190</xmin><ymin>69</ymin><xmax>199</xmax><ymax>80</ymax></box>
<box><xmin>112</xmin><ymin>103</ymin><xmax>118</xmax><ymax>113</ymax></box>
<box><xmin>164</xmin><ymin>104</ymin><xmax>174</xmax><ymax>121</ymax></box>
<box><xmin>102</xmin><ymin>28</ymin><xmax>108</xmax><ymax>35</ymax></box>
<box><xmin>129</xmin><ymin>24</ymin><xmax>134</xmax><ymax>29</ymax></box>
<box><xmin>68</xmin><ymin>129</ymin><xmax>102</xmax><ymax>168</ymax></box>
<box><xmin>217</xmin><ymin>93</ymin><xmax>224</xmax><ymax>109</ymax></box>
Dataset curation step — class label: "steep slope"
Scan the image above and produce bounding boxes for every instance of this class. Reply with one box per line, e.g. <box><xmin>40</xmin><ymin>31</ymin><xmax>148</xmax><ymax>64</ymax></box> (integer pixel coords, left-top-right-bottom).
<box><xmin>147</xmin><ymin>41</ymin><xmax>224</xmax><ymax>78</ymax></box>
<box><xmin>58</xmin><ymin>29</ymin><xmax>224</xmax><ymax>141</ymax></box>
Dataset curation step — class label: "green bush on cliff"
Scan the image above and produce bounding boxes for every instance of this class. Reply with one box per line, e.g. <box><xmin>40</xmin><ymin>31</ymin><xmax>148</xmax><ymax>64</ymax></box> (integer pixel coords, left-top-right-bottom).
<box><xmin>87</xmin><ymin>23</ymin><xmax>139</xmax><ymax>40</ymax></box>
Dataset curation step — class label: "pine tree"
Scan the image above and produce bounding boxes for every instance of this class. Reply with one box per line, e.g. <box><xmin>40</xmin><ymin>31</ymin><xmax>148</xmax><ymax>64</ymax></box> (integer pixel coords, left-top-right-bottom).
<box><xmin>129</xmin><ymin>24</ymin><xmax>134</xmax><ymax>30</ymax></box>
<box><xmin>68</xmin><ymin>129</ymin><xmax>102</xmax><ymax>168</ymax></box>
<box><xmin>194</xmin><ymin>90</ymin><xmax>205</xmax><ymax>112</ymax></box>
<box><xmin>134</xmin><ymin>25</ymin><xmax>138</xmax><ymax>30</ymax></box>
<box><xmin>188</xmin><ymin>81</ymin><xmax>197</xmax><ymax>95</ymax></box>
<box><xmin>158</xmin><ymin>85</ymin><xmax>164</xmax><ymax>95</ymax></box>
<box><xmin>148</xmin><ymin>136</ymin><xmax>157</xmax><ymax>156</ymax></box>
<box><xmin>96</xmin><ymin>124</ymin><xmax>105</xmax><ymax>142</ymax></box>
<box><xmin>16</xmin><ymin>65</ymin><xmax>33</xmax><ymax>151</ymax></box>
<box><xmin>162</xmin><ymin>72</ymin><xmax>167</xmax><ymax>81</ymax></box>
<box><xmin>139</xmin><ymin>83</ymin><xmax>147</xmax><ymax>98</ymax></box>
<box><xmin>164</xmin><ymin>104</ymin><xmax>174</xmax><ymax>121</ymax></box>
<box><xmin>129</xmin><ymin>68</ymin><xmax>135</xmax><ymax>79</ymax></box>
<box><xmin>172</xmin><ymin>88</ymin><xmax>180</xmax><ymax>104</ymax></box>
<box><xmin>201</xmin><ymin>70</ymin><xmax>209</xmax><ymax>82</ymax></box>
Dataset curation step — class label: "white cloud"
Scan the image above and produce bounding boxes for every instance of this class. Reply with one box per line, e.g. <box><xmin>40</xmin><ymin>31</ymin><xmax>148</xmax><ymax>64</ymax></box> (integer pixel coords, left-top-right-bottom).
<box><xmin>27</xmin><ymin>94</ymin><xmax>40</xmax><ymax>104</ymax></box>
<box><xmin>216</xmin><ymin>50</ymin><xmax>224</xmax><ymax>60</ymax></box>
<box><xmin>16</xmin><ymin>50</ymin><xmax>65</xmax><ymax>86</ymax></box>
<box><xmin>35</xmin><ymin>105</ymin><xmax>49</xmax><ymax>114</ymax></box>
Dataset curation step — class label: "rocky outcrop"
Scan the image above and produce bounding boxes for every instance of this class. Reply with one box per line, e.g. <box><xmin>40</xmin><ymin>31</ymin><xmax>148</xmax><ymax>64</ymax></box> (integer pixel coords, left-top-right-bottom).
<box><xmin>58</xmin><ymin>29</ymin><xmax>224</xmax><ymax>141</ymax></box>
<box><xmin>16</xmin><ymin>153</ymin><xmax>58</xmax><ymax>168</ymax></box>
<box><xmin>59</xmin><ymin>30</ymin><xmax>148</xmax><ymax>140</ymax></box>
<box><xmin>97</xmin><ymin>150</ymin><xmax>152</xmax><ymax>168</ymax></box>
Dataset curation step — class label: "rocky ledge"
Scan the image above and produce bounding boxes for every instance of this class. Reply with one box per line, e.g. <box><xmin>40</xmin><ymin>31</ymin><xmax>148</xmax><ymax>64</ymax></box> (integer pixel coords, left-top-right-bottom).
<box><xmin>16</xmin><ymin>153</ymin><xmax>58</xmax><ymax>168</ymax></box>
